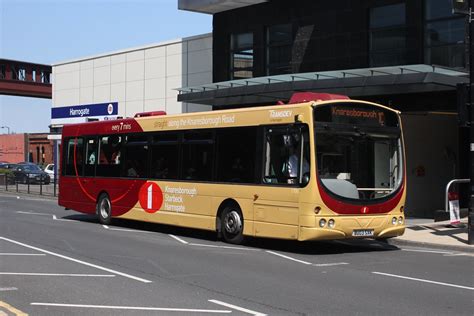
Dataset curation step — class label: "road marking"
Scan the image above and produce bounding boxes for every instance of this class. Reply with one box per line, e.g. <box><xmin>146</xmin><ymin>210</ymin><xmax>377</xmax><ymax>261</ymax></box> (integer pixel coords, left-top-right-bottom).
<box><xmin>30</xmin><ymin>303</ymin><xmax>231</xmax><ymax>313</ymax></box>
<box><xmin>401</xmin><ymin>248</ymin><xmax>453</xmax><ymax>255</ymax></box>
<box><xmin>17</xmin><ymin>211</ymin><xmax>77</xmax><ymax>223</ymax></box>
<box><xmin>189</xmin><ymin>243</ymin><xmax>260</xmax><ymax>251</ymax></box>
<box><xmin>0</xmin><ymin>253</ymin><xmax>45</xmax><ymax>256</ymax></box>
<box><xmin>52</xmin><ymin>215</ymin><xmax>76</xmax><ymax>222</ymax></box>
<box><xmin>0</xmin><ymin>287</ymin><xmax>18</xmax><ymax>292</ymax></box>
<box><xmin>0</xmin><ymin>273</ymin><xmax>114</xmax><ymax>277</ymax></box>
<box><xmin>17</xmin><ymin>211</ymin><xmax>49</xmax><ymax>216</ymax></box>
<box><xmin>0</xmin><ymin>300</ymin><xmax>28</xmax><ymax>316</ymax></box>
<box><xmin>313</xmin><ymin>262</ymin><xmax>349</xmax><ymax>267</ymax></box>
<box><xmin>402</xmin><ymin>248</ymin><xmax>473</xmax><ymax>257</ymax></box>
<box><xmin>209</xmin><ymin>299</ymin><xmax>266</xmax><ymax>316</ymax></box>
<box><xmin>372</xmin><ymin>272</ymin><xmax>474</xmax><ymax>291</ymax></box>
<box><xmin>102</xmin><ymin>225</ymin><xmax>153</xmax><ymax>233</ymax></box>
<box><xmin>265</xmin><ymin>251</ymin><xmax>312</xmax><ymax>265</ymax></box>
<box><xmin>0</xmin><ymin>237</ymin><xmax>153</xmax><ymax>283</ymax></box>
<box><xmin>169</xmin><ymin>234</ymin><xmax>189</xmax><ymax>244</ymax></box>
<box><xmin>4</xmin><ymin>194</ymin><xmax>56</xmax><ymax>202</ymax></box>
<box><xmin>443</xmin><ymin>253</ymin><xmax>473</xmax><ymax>257</ymax></box>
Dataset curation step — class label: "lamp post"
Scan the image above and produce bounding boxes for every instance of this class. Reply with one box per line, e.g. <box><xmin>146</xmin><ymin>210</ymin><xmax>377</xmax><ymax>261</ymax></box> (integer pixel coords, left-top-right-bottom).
<box><xmin>1</xmin><ymin>126</ymin><xmax>10</xmax><ymax>134</ymax></box>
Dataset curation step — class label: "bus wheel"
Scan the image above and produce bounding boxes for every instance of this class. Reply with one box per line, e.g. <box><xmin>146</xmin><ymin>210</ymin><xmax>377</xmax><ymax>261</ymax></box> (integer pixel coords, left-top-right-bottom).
<box><xmin>97</xmin><ymin>193</ymin><xmax>112</xmax><ymax>225</ymax></box>
<box><xmin>221</xmin><ymin>205</ymin><xmax>245</xmax><ymax>244</ymax></box>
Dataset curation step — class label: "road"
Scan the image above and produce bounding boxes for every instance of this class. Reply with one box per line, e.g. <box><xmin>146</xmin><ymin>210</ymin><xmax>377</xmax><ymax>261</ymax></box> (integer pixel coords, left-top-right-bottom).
<box><xmin>0</xmin><ymin>192</ymin><xmax>473</xmax><ymax>315</ymax></box>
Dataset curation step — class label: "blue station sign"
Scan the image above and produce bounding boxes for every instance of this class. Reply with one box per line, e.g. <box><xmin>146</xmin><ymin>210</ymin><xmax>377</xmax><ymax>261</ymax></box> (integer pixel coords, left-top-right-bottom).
<box><xmin>52</xmin><ymin>102</ymin><xmax>118</xmax><ymax>119</ymax></box>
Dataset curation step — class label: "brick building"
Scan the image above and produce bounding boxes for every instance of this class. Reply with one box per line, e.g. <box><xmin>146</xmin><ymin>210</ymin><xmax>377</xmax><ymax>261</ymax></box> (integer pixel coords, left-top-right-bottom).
<box><xmin>0</xmin><ymin>133</ymin><xmax>53</xmax><ymax>165</ymax></box>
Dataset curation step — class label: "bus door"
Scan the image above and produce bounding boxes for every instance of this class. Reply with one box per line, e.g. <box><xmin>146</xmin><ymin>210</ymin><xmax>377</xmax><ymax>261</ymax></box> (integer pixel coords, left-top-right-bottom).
<box><xmin>253</xmin><ymin>125</ymin><xmax>309</xmax><ymax>239</ymax></box>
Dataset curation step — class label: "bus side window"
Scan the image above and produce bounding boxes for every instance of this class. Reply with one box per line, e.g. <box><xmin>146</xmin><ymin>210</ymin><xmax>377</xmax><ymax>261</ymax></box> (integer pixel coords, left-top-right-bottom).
<box><xmin>182</xmin><ymin>131</ymin><xmax>214</xmax><ymax>181</ymax></box>
<box><xmin>151</xmin><ymin>133</ymin><xmax>179</xmax><ymax>180</ymax></box>
<box><xmin>215</xmin><ymin>126</ymin><xmax>257</xmax><ymax>184</ymax></box>
<box><xmin>96</xmin><ymin>135</ymin><xmax>122</xmax><ymax>178</ymax></box>
<box><xmin>120</xmin><ymin>135</ymin><xmax>149</xmax><ymax>178</ymax></box>
<box><xmin>263</xmin><ymin>126</ymin><xmax>309</xmax><ymax>185</ymax></box>
<box><xmin>64</xmin><ymin>137</ymin><xmax>83</xmax><ymax>176</ymax></box>
<box><xmin>84</xmin><ymin>137</ymin><xmax>98</xmax><ymax>177</ymax></box>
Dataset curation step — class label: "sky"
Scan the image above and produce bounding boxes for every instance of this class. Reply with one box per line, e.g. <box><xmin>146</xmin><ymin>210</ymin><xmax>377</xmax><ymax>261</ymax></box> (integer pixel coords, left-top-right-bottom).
<box><xmin>0</xmin><ymin>0</ymin><xmax>212</xmax><ymax>134</ymax></box>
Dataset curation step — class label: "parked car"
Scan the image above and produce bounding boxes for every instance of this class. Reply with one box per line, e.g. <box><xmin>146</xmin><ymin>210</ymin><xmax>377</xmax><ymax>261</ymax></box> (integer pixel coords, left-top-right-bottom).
<box><xmin>0</xmin><ymin>164</ymin><xmax>16</xmax><ymax>185</ymax></box>
<box><xmin>44</xmin><ymin>163</ymin><xmax>56</xmax><ymax>181</ymax></box>
<box><xmin>0</xmin><ymin>163</ymin><xmax>18</xmax><ymax>170</ymax></box>
<box><xmin>12</xmin><ymin>164</ymin><xmax>50</xmax><ymax>184</ymax></box>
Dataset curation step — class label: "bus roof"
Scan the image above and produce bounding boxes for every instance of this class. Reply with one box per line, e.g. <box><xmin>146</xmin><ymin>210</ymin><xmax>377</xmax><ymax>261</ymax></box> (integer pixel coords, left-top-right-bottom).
<box><xmin>61</xmin><ymin>99</ymin><xmax>399</xmax><ymax>137</ymax></box>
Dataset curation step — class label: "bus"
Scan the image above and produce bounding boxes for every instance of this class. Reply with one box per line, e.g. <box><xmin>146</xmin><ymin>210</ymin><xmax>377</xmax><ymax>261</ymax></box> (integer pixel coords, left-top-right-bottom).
<box><xmin>59</xmin><ymin>92</ymin><xmax>405</xmax><ymax>244</ymax></box>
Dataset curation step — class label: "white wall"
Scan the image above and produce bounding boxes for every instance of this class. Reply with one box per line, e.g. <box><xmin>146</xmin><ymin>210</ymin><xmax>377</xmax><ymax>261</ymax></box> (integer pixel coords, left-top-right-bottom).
<box><xmin>52</xmin><ymin>34</ymin><xmax>212</xmax><ymax>124</ymax></box>
<box><xmin>402</xmin><ymin>113</ymin><xmax>459</xmax><ymax>217</ymax></box>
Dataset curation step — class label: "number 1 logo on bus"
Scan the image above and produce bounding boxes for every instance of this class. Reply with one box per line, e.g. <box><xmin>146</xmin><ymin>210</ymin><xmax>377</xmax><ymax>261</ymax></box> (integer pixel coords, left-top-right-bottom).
<box><xmin>139</xmin><ymin>182</ymin><xmax>163</xmax><ymax>213</ymax></box>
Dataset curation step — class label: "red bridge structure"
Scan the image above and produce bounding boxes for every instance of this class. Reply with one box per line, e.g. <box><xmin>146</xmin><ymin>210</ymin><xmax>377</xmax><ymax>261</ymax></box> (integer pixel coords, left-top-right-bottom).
<box><xmin>0</xmin><ymin>59</ymin><xmax>52</xmax><ymax>99</ymax></box>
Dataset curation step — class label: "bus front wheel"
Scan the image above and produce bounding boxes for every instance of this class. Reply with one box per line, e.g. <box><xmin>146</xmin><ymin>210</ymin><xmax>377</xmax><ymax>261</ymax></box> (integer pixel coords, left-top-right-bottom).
<box><xmin>97</xmin><ymin>193</ymin><xmax>112</xmax><ymax>225</ymax></box>
<box><xmin>221</xmin><ymin>205</ymin><xmax>245</xmax><ymax>244</ymax></box>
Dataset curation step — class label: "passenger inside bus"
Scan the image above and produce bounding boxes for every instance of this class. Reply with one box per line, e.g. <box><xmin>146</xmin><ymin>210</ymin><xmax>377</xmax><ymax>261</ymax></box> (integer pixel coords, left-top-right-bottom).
<box><xmin>154</xmin><ymin>157</ymin><xmax>169</xmax><ymax>178</ymax></box>
<box><xmin>286</xmin><ymin>142</ymin><xmax>309</xmax><ymax>180</ymax></box>
<box><xmin>110</xmin><ymin>136</ymin><xmax>122</xmax><ymax>165</ymax></box>
<box><xmin>88</xmin><ymin>151</ymin><xmax>96</xmax><ymax>165</ymax></box>
<box><xmin>228</xmin><ymin>157</ymin><xmax>245</xmax><ymax>182</ymax></box>
<box><xmin>126</xmin><ymin>161</ymin><xmax>139</xmax><ymax>177</ymax></box>
<box><xmin>184</xmin><ymin>167</ymin><xmax>196</xmax><ymax>180</ymax></box>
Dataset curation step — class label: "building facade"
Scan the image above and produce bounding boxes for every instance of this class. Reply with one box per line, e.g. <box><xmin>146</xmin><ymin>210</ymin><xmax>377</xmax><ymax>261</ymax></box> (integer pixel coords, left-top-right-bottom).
<box><xmin>210</xmin><ymin>0</ymin><xmax>465</xmax><ymax>82</ymax></box>
<box><xmin>178</xmin><ymin>0</ymin><xmax>470</xmax><ymax>217</ymax></box>
<box><xmin>0</xmin><ymin>133</ymin><xmax>54</xmax><ymax>165</ymax></box>
<box><xmin>51</xmin><ymin>34</ymin><xmax>212</xmax><ymax>129</ymax></box>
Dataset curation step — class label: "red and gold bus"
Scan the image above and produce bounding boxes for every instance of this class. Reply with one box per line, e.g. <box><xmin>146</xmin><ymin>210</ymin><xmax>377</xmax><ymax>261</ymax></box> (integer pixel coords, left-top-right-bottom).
<box><xmin>59</xmin><ymin>93</ymin><xmax>405</xmax><ymax>244</ymax></box>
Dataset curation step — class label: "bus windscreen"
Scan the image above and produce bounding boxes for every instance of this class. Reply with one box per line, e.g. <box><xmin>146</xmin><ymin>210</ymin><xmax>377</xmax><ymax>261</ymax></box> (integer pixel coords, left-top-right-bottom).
<box><xmin>314</xmin><ymin>103</ymin><xmax>403</xmax><ymax>202</ymax></box>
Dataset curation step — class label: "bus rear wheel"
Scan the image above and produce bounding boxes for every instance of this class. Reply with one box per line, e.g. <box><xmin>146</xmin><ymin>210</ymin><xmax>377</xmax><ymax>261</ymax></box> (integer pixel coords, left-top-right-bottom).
<box><xmin>221</xmin><ymin>205</ymin><xmax>245</xmax><ymax>244</ymax></box>
<box><xmin>97</xmin><ymin>193</ymin><xmax>112</xmax><ymax>225</ymax></box>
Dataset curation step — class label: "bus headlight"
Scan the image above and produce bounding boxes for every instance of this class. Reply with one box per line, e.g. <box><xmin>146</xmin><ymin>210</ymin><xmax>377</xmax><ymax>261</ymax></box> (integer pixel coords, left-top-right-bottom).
<box><xmin>398</xmin><ymin>217</ymin><xmax>404</xmax><ymax>225</ymax></box>
<box><xmin>319</xmin><ymin>219</ymin><xmax>326</xmax><ymax>228</ymax></box>
<box><xmin>328</xmin><ymin>219</ymin><xmax>335</xmax><ymax>228</ymax></box>
<box><xmin>392</xmin><ymin>217</ymin><xmax>397</xmax><ymax>225</ymax></box>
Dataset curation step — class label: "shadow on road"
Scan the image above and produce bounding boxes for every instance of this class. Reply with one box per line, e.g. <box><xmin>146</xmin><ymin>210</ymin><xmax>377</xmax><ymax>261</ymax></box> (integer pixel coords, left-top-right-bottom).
<box><xmin>62</xmin><ymin>214</ymin><xmax>400</xmax><ymax>255</ymax></box>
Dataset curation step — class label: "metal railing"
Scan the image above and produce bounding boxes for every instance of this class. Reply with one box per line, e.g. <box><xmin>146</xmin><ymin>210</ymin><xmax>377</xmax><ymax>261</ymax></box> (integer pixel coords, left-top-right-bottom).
<box><xmin>445</xmin><ymin>178</ymin><xmax>470</xmax><ymax>212</ymax></box>
<box><xmin>0</xmin><ymin>173</ymin><xmax>59</xmax><ymax>197</ymax></box>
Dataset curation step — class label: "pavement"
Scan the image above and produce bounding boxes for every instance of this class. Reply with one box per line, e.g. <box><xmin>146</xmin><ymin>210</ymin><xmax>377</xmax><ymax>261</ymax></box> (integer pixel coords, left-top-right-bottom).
<box><xmin>1</xmin><ymin>189</ymin><xmax>473</xmax><ymax>253</ymax></box>
<box><xmin>391</xmin><ymin>217</ymin><xmax>474</xmax><ymax>253</ymax></box>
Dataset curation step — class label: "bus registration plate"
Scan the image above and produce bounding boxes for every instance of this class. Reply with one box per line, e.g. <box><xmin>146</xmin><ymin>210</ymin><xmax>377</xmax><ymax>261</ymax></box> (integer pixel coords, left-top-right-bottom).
<box><xmin>352</xmin><ymin>229</ymin><xmax>374</xmax><ymax>237</ymax></box>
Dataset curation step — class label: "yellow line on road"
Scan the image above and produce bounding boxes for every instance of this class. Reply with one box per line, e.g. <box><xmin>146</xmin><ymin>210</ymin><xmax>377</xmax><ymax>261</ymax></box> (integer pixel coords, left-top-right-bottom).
<box><xmin>0</xmin><ymin>301</ymin><xmax>28</xmax><ymax>316</ymax></box>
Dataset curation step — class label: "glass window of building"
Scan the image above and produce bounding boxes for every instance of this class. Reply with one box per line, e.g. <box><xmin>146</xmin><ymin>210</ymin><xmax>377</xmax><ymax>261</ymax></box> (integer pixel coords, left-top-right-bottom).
<box><xmin>266</xmin><ymin>24</ymin><xmax>292</xmax><ymax>75</ymax></box>
<box><xmin>369</xmin><ymin>3</ymin><xmax>407</xmax><ymax>67</ymax></box>
<box><xmin>230</xmin><ymin>32</ymin><xmax>254</xmax><ymax>79</ymax></box>
<box><xmin>424</xmin><ymin>0</ymin><xmax>465</xmax><ymax>68</ymax></box>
